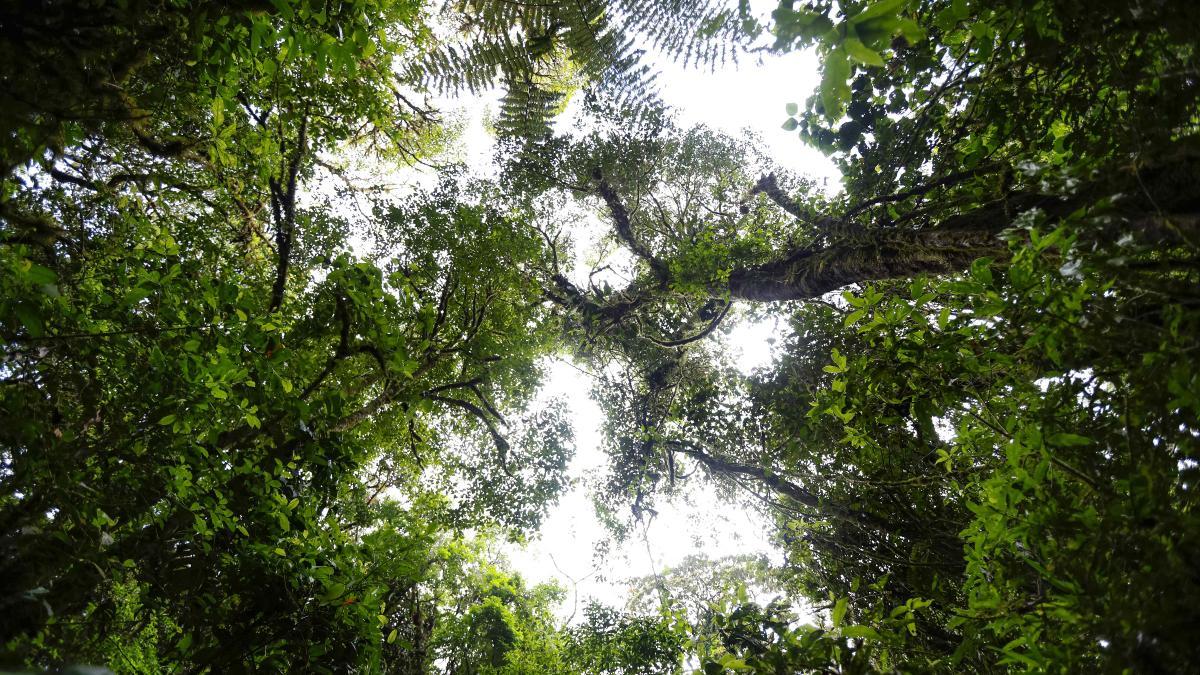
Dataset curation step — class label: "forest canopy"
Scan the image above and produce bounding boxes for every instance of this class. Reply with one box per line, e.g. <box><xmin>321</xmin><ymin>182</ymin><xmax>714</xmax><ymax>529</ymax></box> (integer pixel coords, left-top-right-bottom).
<box><xmin>1</xmin><ymin>0</ymin><xmax>1198</xmax><ymax>672</ymax></box>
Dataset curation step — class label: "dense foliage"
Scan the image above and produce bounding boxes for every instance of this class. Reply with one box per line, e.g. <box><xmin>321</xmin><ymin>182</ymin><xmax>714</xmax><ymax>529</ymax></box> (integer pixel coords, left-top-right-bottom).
<box><xmin>2</xmin><ymin>0</ymin><xmax>1198</xmax><ymax>672</ymax></box>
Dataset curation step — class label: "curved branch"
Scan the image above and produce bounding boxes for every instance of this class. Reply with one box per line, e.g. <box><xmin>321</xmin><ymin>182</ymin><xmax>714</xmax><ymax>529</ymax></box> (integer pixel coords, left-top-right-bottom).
<box><xmin>664</xmin><ymin>439</ymin><xmax>819</xmax><ymax>509</ymax></box>
<box><xmin>332</xmin><ymin>382</ymin><xmax>395</xmax><ymax>433</ymax></box>
<box><xmin>645</xmin><ymin>300</ymin><xmax>732</xmax><ymax>348</ymax></box>
<box><xmin>430</xmin><ymin>394</ymin><xmax>513</xmax><ymax>477</ymax></box>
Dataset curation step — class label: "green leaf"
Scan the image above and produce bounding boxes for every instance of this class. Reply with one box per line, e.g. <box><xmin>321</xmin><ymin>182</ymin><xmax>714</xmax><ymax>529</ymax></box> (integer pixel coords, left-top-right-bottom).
<box><xmin>387</xmin><ymin>628</ymin><xmax>398</xmax><ymax>644</ymax></box>
<box><xmin>13</xmin><ymin>303</ymin><xmax>44</xmax><ymax>338</ymax></box>
<box><xmin>786</xmin><ymin>102</ymin><xmax>799</xmax><ymax>116</ymax></box>
<box><xmin>159</xmin><ymin>414</ymin><xmax>176</xmax><ymax>426</ymax></box>
<box><xmin>894</xmin><ymin>18</ymin><xmax>927</xmax><ymax>43</ymax></box>
<box><xmin>937</xmin><ymin>307</ymin><xmax>951</xmax><ymax>330</ymax></box>
<box><xmin>25</xmin><ymin>263</ymin><xmax>57</xmax><ymax>285</ymax></box>
<box><xmin>971</xmin><ymin>257</ymin><xmax>994</xmax><ymax>285</ymax></box>
<box><xmin>842</xmin><ymin>624</ymin><xmax>881</xmax><ymax>640</ymax></box>
<box><xmin>851</xmin><ymin>0</ymin><xmax>906</xmax><ymax>24</ymax></box>
<box><xmin>268</xmin><ymin>0</ymin><xmax>294</xmax><ymax>20</ymax></box>
<box><xmin>1049</xmin><ymin>433</ymin><xmax>1091</xmax><ymax>446</ymax></box>
<box><xmin>211</xmin><ymin>96</ymin><xmax>225</xmax><ymax>126</ymax></box>
<box><xmin>782</xmin><ymin>117</ymin><xmax>799</xmax><ymax>131</ymax></box>
<box><xmin>832</xmin><ymin>597</ymin><xmax>848</xmax><ymax>627</ymax></box>
<box><xmin>843</xmin><ymin>36</ymin><xmax>885</xmax><ymax>67</ymax></box>
<box><xmin>321</xmin><ymin>582</ymin><xmax>346</xmax><ymax>603</ymax></box>
<box><xmin>820</xmin><ymin>48</ymin><xmax>852</xmax><ymax>120</ymax></box>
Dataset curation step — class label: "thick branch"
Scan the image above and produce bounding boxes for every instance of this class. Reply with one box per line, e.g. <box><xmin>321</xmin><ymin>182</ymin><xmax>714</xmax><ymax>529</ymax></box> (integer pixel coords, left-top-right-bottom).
<box><xmin>550</xmin><ymin>273</ymin><xmax>657</xmax><ymax>325</ymax></box>
<box><xmin>751</xmin><ymin>173</ymin><xmax>809</xmax><ymax>222</ymax></box>
<box><xmin>666</xmin><ymin>440</ymin><xmax>896</xmax><ymax>533</ymax></box>
<box><xmin>49</xmin><ymin>167</ymin><xmax>99</xmax><ymax>191</ymax></box>
<box><xmin>722</xmin><ymin>190</ymin><xmax>1083</xmax><ymax>302</ymax></box>
<box><xmin>725</xmin><ymin>229</ymin><xmax>999</xmax><ymax>301</ymax></box>
<box><xmin>333</xmin><ymin>383</ymin><xmax>395</xmax><ymax>433</ymax></box>
<box><xmin>593</xmin><ymin>169</ymin><xmax>668</xmax><ymax>278</ymax></box>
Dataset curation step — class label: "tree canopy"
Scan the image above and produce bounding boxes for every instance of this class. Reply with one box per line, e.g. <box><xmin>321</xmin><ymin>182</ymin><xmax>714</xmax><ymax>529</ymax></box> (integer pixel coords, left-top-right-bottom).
<box><xmin>2</xmin><ymin>0</ymin><xmax>1198</xmax><ymax>672</ymax></box>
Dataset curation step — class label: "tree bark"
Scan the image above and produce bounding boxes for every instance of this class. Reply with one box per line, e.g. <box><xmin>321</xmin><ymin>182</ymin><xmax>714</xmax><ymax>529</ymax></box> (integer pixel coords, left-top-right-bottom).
<box><xmin>725</xmin><ymin>224</ymin><xmax>1002</xmax><ymax>302</ymax></box>
<box><xmin>723</xmin><ymin>192</ymin><xmax>1069</xmax><ymax>302</ymax></box>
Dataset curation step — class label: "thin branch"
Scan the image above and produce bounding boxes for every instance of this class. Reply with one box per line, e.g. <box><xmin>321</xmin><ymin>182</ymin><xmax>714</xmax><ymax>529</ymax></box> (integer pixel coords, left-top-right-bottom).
<box><xmin>429</xmin><ymin>394</ymin><xmax>513</xmax><ymax>477</ymax></box>
<box><xmin>843</xmin><ymin>163</ymin><xmax>1001</xmax><ymax>219</ymax></box>
<box><xmin>645</xmin><ymin>300</ymin><xmax>732</xmax><ymax>348</ymax></box>
<box><xmin>548</xmin><ymin>553</ymin><xmax>599</xmax><ymax>625</ymax></box>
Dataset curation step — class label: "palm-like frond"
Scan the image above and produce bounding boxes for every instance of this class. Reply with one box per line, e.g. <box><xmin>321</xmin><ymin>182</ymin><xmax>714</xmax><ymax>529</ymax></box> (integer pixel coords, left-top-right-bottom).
<box><xmin>412</xmin><ymin>0</ymin><xmax>756</xmax><ymax>138</ymax></box>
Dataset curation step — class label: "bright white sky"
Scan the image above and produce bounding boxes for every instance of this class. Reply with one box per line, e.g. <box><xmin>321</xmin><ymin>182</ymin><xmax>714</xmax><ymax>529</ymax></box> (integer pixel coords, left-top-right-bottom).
<box><xmin>476</xmin><ymin>44</ymin><xmax>842</xmax><ymax>619</ymax></box>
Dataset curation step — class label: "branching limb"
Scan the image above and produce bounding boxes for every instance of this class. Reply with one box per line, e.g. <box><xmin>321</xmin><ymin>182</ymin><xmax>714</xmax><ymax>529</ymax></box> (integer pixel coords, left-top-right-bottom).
<box><xmin>532</xmin><ymin>220</ymin><xmax>562</xmax><ymax>277</ymax></box>
<box><xmin>593</xmin><ymin>168</ymin><xmax>668</xmax><ymax>278</ymax></box>
<box><xmin>48</xmin><ymin>167</ymin><xmax>99</xmax><ymax>191</ymax></box>
<box><xmin>300</xmin><ymin>295</ymin><xmax>352</xmax><ymax>400</ymax></box>
<box><xmin>424</xmin><ymin>378</ymin><xmax>484</xmax><ymax>397</ymax></box>
<box><xmin>333</xmin><ymin>382</ymin><xmax>396</xmax><ymax>433</ymax></box>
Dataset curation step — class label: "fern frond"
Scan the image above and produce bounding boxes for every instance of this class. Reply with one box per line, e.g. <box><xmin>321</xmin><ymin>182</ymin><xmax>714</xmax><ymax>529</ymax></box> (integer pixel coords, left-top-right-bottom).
<box><xmin>409</xmin><ymin>0</ymin><xmax>756</xmax><ymax>139</ymax></box>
